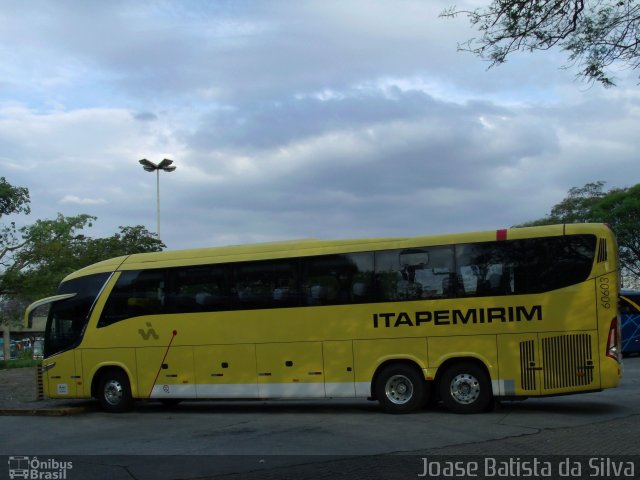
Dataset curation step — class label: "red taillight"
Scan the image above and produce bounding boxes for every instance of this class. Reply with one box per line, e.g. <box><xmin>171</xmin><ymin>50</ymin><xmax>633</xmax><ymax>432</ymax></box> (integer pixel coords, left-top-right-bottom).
<box><xmin>606</xmin><ymin>316</ymin><xmax>621</xmax><ymax>362</ymax></box>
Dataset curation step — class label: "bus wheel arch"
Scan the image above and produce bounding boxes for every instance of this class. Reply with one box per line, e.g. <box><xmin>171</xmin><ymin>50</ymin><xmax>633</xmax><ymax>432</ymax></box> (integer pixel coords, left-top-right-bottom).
<box><xmin>93</xmin><ymin>367</ymin><xmax>134</xmax><ymax>413</ymax></box>
<box><xmin>436</xmin><ymin>358</ymin><xmax>493</xmax><ymax>414</ymax></box>
<box><xmin>372</xmin><ymin>360</ymin><xmax>429</xmax><ymax>414</ymax></box>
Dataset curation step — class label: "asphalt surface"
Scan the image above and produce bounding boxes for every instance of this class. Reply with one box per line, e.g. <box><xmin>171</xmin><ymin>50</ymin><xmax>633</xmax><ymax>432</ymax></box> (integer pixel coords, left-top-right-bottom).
<box><xmin>1</xmin><ymin>361</ymin><xmax>639</xmax><ymax>479</ymax></box>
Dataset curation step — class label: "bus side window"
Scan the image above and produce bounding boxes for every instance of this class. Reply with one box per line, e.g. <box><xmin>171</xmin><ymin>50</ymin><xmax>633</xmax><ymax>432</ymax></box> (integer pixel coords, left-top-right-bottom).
<box><xmin>456</xmin><ymin>243</ymin><xmax>509</xmax><ymax>297</ymax></box>
<box><xmin>301</xmin><ymin>253</ymin><xmax>373</xmax><ymax>306</ymax></box>
<box><xmin>167</xmin><ymin>265</ymin><xmax>232</xmax><ymax>313</ymax></box>
<box><xmin>233</xmin><ymin>260</ymin><xmax>301</xmax><ymax>309</ymax></box>
<box><xmin>455</xmin><ymin>235</ymin><xmax>596</xmax><ymax>297</ymax></box>
<box><xmin>375</xmin><ymin>246</ymin><xmax>454</xmax><ymax>301</ymax></box>
<box><xmin>99</xmin><ymin>269</ymin><xmax>166</xmax><ymax>327</ymax></box>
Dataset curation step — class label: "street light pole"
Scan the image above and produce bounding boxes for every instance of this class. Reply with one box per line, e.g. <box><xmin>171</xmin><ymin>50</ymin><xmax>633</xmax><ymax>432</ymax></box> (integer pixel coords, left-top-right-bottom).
<box><xmin>139</xmin><ymin>158</ymin><xmax>176</xmax><ymax>240</ymax></box>
<box><xmin>155</xmin><ymin>167</ymin><xmax>161</xmax><ymax>239</ymax></box>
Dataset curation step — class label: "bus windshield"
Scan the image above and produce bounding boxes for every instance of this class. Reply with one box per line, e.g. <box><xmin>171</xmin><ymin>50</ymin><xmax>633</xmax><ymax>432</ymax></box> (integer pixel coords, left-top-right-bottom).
<box><xmin>44</xmin><ymin>273</ymin><xmax>110</xmax><ymax>358</ymax></box>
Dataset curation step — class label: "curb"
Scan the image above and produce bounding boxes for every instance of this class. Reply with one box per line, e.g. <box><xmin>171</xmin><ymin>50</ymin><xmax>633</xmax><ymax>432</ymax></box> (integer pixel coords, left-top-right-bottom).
<box><xmin>0</xmin><ymin>403</ymin><xmax>96</xmax><ymax>416</ymax></box>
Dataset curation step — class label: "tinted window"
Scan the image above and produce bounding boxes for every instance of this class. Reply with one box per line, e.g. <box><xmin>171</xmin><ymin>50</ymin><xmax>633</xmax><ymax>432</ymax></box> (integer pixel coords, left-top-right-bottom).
<box><xmin>456</xmin><ymin>235</ymin><xmax>596</xmax><ymax>297</ymax></box>
<box><xmin>234</xmin><ymin>259</ymin><xmax>301</xmax><ymax>309</ymax></box>
<box><xmin>302</xmin><ymin>252</ymin><xmax>374</xmax><ymax>305</ymax></box>
<box><xmin>375</xmin><ymin>246</ymin><xmax>455</xmax><ymax>301</ymax></box>
<box><xmin>99</xmin><ymin>269</ymin><xmax>165</xmax><ymax>326</ymax></box>
<box><xmin>168</xmin><ymin>265</ymin><xmax>232</xmax><ymax>313</ymax></box>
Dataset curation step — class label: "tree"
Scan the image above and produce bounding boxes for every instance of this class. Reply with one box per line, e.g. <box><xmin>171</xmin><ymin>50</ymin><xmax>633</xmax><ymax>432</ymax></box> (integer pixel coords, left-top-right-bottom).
<box><xmin>7</xmin><ymin>220</ymin><xmax>165</xmax><ymax>298</ymax></box>
<box><xmin>0</xmin><ymin>177</ymin><xmax>30</xmax><ymax>217</ymax></box>
<box><xmin>591</xmin><ymin>184</ymin><xmax>640</xmax><ymax>282</ymax></box>
<box><xmin>4</xmin><ymin>214</ymin><xmax>99</xmax><ymax>299</ymax></box>
<box><xmin>441</xmin><ymin>1</ymin><xmax>640</xmax><ymax>87</ymax></box>
<box><xmin>0</xmin><ymin>177</ymin><xmax>30</xmax><ymax>275</ymax></box>
<box><xmin>0</xmin><ymin>178</ymin><xmax>165</xmax><ymax>359</ymax></box>
<box><xmin>9</xmin><ymin>217</ymin><xmax>165</xmax><ymax>299</ymax></box>
<box><xmin>83</xmin><ymin>225</ymin><xmax>166</xmax><ymax>266</ymax></box>
<box><xmin>0</xmin><ymin>177</ymin><xmax>31</xmax><ymax>360</ymax></box>
<box><xmin>517</xmin><ymin>181</ymin><xmax>640</xmax><ymax>286</ymax></box>
<box><xmin>517</xmin><ymin>181</ymin><xmax>609</xmax><ymax>226</ymax></box>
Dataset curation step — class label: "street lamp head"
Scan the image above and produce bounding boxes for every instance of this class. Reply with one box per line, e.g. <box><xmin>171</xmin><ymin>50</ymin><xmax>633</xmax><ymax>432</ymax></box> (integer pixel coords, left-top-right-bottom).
<box><xmin>158</xmin><ymin>158</ymin><xmax>176</xmax><ymax>172</ymax></box>
<box><xmin>139</xmin><ymin>158</ymin><xmax>158</xmax><ymax>171</ymax></box>
<box><xmin>158</xmin><ymin>158</ymin><xmax>174</xmax><ymax>169</ymax></box>
<box><xmin>140</xmin><ymin>158</ymin><xmax>176</xmax><ymax>172</ymax></box>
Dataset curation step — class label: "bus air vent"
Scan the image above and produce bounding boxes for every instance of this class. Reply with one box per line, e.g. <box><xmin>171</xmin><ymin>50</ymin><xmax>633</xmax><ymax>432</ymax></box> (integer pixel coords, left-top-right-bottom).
<box><xmin>597</xmin><ymin>238</ymin><xmax>608</xmax><ymax>263</ymax></box>
<box><xmin>519</xmin><ymin>340</ymin><xmax>537</xmax><ymax>391</ymax></box>
<box><xmin>542</xmin><ymin>334</ymin><xmax>594</xmax><ymax>389</ymax></box>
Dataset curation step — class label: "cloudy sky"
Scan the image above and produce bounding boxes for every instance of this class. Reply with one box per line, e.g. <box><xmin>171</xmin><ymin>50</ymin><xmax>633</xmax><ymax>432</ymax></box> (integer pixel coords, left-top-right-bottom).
<box><xmin>1</xmin><ymin>0</ymin><xmax>639</xmax><ymax>251</ymax></box>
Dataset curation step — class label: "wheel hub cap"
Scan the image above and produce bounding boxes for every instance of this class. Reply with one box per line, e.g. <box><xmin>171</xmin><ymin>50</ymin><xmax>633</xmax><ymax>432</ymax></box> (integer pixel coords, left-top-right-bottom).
<box><xmin>450</xmin><ymin>373</ymin><xmax>480</xmax><ymax>404</ymax></box>
<box><xmin>104</xmin><ymin>380</ymin><xmax>123</xmax><ymax>406</ymax></box>
<box><xmin>385</xmin><ymin>374</ymin><xmax>414</xmax><ymax>405</ymax></box>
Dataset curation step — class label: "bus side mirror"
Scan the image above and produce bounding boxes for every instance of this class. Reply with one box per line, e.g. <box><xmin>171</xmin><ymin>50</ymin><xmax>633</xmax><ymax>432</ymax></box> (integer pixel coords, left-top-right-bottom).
<box><xmin>23</xmin><ymin>293</ymin><xmax>77</xmax><ymax>328</ymax></box>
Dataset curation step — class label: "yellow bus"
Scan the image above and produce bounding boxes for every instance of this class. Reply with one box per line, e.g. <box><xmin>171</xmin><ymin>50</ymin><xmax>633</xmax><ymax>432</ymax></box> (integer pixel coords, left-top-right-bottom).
<box><xmin>25</xmin><ymin>223</ymin><xmax>622</xmax><ymax>414</ymax></box>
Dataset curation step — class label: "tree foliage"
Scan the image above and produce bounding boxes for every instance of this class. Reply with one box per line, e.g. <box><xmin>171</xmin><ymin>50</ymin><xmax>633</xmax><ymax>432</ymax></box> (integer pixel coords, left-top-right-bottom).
<box><xmin>5</xmin><ymin>216</ymin><xmax>164</xmax><ymax>299</ymax></box>
<box><xmin>0</xmin><ymin>178</ymin><xmax>165</xmax><ymax>332</ymax></box>
<box><xmin>591</xmin><ymin>183</ymin><xmax>640</xmax><ymax>281</ymax></box>
<box><xmin>0</xmin><ymin>177</ymin><xmax>30</xmax><ymax>217</ymax></box>
<box><xmin>517</xmin><ymin>181</ymin><xmax>640</xmax><ymax>286</ymax></box>
<box><xmin>0</xmin><ymin>177</ymin><xmax>30</xmax><ymax>270</ymax></box>
<box><xmin>517</xmin><ymin>181</ymin><xmax>609</xmax><ymax>226</ymax></box>
<box><xmin>441</xmin><ymin>1</ymin><xmax>640</xmax><ymax>87</ymax></box>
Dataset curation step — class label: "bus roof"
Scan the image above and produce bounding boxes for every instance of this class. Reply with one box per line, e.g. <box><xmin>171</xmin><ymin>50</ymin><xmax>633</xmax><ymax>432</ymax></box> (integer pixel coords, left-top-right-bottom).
<box><xmin>63</xmin><ymin>223</ymin><xmax>612</xmax><ymax>281</ymax></box>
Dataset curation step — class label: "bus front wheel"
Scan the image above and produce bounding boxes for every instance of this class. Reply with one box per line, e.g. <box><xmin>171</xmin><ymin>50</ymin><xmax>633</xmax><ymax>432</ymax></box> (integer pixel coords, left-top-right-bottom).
<box><xmin>98</xmin><ymin>369</ymin><xmax>134</xmax><ymax>413</ymax></box>
<box><xmin>375</xmin><ymin>364</ymin><xmax>426</xmax><ymax>414</ymax></box>
<box><xmin>438</xmin><ymin>362</ymin><xmax>492</xmax><ymax>414</ymax></box>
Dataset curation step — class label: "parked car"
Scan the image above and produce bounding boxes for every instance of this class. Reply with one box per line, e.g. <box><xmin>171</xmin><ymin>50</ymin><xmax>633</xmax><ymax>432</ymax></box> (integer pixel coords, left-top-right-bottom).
<box><xmin>32</xmin><ymin>338</ymin><xmax>44</xmax><ymax>359</ymax></box>
<box><xmin>619</xmin><ymin>289</ymin><xmax>640</xmax><ymax>355</ymax></box>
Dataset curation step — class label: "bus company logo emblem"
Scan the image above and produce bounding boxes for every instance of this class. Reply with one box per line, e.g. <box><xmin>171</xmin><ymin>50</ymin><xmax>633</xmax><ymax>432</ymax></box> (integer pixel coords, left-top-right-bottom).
<box><xmin>8</xmin><ymin>456</ymin><xmax>73</xmax><ymax>479</ymax></box>
<box><xmin>138</xmin><ymin>322</ymin><xmax>159</xmax><ymax>340</ymax></box>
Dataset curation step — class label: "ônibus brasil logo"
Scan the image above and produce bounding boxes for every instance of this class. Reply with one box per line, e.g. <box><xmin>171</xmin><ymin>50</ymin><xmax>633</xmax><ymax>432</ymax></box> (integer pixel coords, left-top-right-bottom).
<box><xmin>8</xmin><ymin>456</ymin><xmax>73</xmax><ymax>479</ymax></box>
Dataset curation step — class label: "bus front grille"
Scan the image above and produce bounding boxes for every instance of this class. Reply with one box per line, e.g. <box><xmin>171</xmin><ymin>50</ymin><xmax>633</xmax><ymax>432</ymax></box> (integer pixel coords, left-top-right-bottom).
<box><xmin>542</xmin><ymin>334</ymin><xmax>594</xmax><ymax>389</ymax></box>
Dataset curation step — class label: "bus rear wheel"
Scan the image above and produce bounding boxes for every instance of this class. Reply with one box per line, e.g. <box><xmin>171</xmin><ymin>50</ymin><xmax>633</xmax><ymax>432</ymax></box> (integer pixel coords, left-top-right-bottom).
<box><xmin>375</xmin><ymin>364</ymin><xmax>426</xmax><ymax>414</ymax></box>
<box><xmin>438</xmin><ymin>362</ymin><xmax>492</xmax><ymax>414</ymax></box>
<box><xmin>98</xmin><ymin>369</ymin><xmax>134</xmax><ymax>413</ymax></box>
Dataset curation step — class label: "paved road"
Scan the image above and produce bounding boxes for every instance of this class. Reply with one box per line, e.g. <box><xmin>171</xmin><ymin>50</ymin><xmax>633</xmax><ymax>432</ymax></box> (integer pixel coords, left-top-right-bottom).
<box><xmin>1</xmin><ymin>357</ymin><xmax>639</xmax><ymax>479</ymax></box>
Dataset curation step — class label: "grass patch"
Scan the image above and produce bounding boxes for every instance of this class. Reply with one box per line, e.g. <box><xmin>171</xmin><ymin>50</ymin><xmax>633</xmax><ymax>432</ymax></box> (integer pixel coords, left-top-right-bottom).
<box><xmin>0</xmin><ymin>352</ymin><xmax>42</xmax><ymax>370</ymax></box>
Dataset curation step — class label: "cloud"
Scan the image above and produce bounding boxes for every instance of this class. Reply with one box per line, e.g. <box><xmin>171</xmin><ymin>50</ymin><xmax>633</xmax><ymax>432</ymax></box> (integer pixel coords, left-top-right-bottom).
<box><xmin>60</xmin><ymin>195</ymin><xmax>108</xmax><ymax>206</ymax></box>
<box><xmin>0</xmin><ymin>1</ymin><xmax>639</xmax><ymax>251</ymax></box>
<box><xmin>133</xmin><ymin>111</ymin><xmax>158</xmax><ymax>122</ymax></box>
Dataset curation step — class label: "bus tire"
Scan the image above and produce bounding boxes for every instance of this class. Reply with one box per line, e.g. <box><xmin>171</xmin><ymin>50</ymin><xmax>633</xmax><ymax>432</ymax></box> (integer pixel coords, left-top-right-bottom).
<box><xmin>375</xmin><ymin>364</ymin><xmax>426</xmax><ymax>414</ymax></box>
<box><xmin>98</xmin><ymin>369</ymin><xmax>134</xmax><ymax>413</ymax></box>
<box><xmin>438</xmin><ymin>362</ymin><xmax>492</xmax><ymax>414</ymax></box>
